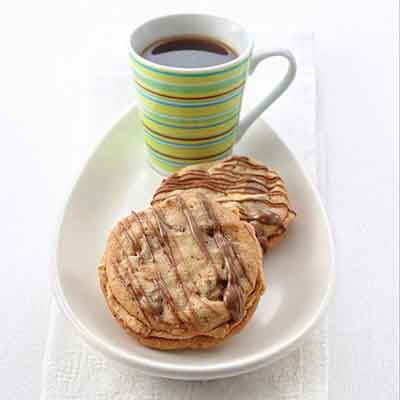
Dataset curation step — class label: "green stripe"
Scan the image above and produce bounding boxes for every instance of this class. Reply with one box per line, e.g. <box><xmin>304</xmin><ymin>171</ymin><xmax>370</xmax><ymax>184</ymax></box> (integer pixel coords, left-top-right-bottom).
<box><xmin>139</xmin><ymin>103</ymin><xmax>241</xmax><ymax>122</ymax></box>
<box><xmin>141</xmin><ymin>110</ymin><xmax>240</xmax><ymax>129</ymax></box>
<box><xmin>143</xmin><ymin>126</ymin><xmax>237</xmax><ymax>148</ymax></box>
<box><xmin>133</xmin><ymin>69</ymin><xmax>247</xmax><ymax>93</ymax></box>
<box><xmin>136</xmin><ymin>85</ymin><xmax>243</xmax><ymax>107</ymax></box>
<box><xmin>130</xmin><ymin>52</ymin><xmax>250</xmax><ymax>78</ymax></box>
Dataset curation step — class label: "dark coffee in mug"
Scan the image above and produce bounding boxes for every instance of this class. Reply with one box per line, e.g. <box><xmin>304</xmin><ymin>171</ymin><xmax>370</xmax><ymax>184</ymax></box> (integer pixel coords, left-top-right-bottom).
<box><xmin>141</xmin><ymin>35</ymin><xmax>238</xmax><ymax>68</ymax></box>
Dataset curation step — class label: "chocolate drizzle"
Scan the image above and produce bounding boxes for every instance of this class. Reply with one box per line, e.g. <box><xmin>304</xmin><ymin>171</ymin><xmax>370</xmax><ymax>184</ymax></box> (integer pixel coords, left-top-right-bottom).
<box><xmin>131</xmin><ymin>211</ymin><xmax>188</xmax><ymax>327</ymax></box>
<box><xmin>239</xmin><ymin>209</ymin><xmax>282</xmax><ymax>226</ymax></box>
<box><xmin>150</xmin><ymin>207</ymin><xmax>176</xmax><ymax>267</ymax></box>
<box><xmin>152</xmin><ymin>156</ymin><xmax>289</xmax><ymax>202</ymax></box>
<box><xmin>110</xmin><ymin>231</ymin><xmax>155</xmax><ymax>324</ymax></box>
<box><xmin>110</xmin><ymin>192</ymin><xmax>260</xmax><ymax>334</ymax></box>
<box><xmin>148</xmin><ymin>206</ymin><xmax>200</xmax><ymax>328</ymax></box>
<box><xmin>151</xmin><ymin>157</ymin><xmax>294</xmax><ymax>252</ymax></box>
<box><xmin>119</xmin><ymin>220</ymin><xmax>143</xmax><ymax>264</ymax></box>
<box><xmin>199</xmin><ymin>195</ymin><xmax>245</xmax><ymax>322</ymax></box>
<box><xmin>154</xmin><ymin>205</ymin><xmax>220</xmax><ymax>317</ymax></box>
<box><xmin>219</xmin><ymin>196</ymin><xmax>289</xmax><ymax>210</ymax></box>
<box><xmin>175</xmin><ymin>195</ymin><xmax>218</xmax><ymax>277</ymax></box>
<box><xmin>154</xmin><ymin>171</ymin><xmax>286</xmax><ymax>198</ymax></box>
<box><xmin>145</xmin><ymin>211</ymin><xmax>198</xmax><ymax>327</ymax></box>
<box><xmin>131</xmin><ymin>211</ymin><xmax>155</xmax><ymax>262</ymax></box>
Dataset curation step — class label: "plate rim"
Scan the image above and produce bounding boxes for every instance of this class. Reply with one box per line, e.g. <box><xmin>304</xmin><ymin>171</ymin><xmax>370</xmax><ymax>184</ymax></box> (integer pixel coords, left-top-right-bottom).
<box><xmin>52</xmin><ymin>102</ymin><xmax>335</xmax><ymax>380</ymax></box>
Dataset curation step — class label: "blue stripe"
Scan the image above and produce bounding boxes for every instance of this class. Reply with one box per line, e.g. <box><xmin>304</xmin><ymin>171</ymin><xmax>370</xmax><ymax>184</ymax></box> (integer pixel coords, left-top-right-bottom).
<box><xmin>136</xmin><ymin>85</ymin><xmax>244</xmax><ymax>108</ymax></box>
<box><xmin>130</xmin><ymin>52</ymin><xmax>250</xmax><ymax>78</ymax></box>
<box><xmin>141</xmin><ymin>110</ymin><xmax>240</xmax><ymax>129</ymax></box>
<box><xmin>143</xmin><ymin>126</ymin><xmax>237</xmax><ymax>148</ymax></box>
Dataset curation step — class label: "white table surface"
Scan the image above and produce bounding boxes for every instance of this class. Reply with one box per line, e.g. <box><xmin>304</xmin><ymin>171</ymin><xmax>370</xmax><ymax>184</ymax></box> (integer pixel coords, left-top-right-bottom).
<box><xmin>0</xmin><ymin>1</ymin><xmax>398</xmax><ymax>399</ymax></box>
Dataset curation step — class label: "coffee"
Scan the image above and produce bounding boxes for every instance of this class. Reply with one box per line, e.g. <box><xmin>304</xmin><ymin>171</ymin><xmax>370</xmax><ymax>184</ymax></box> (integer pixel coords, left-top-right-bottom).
<box><xmin>141</xmin><ymin>35</ymin><xmax>237</xmax><ymax>68</ymax></box>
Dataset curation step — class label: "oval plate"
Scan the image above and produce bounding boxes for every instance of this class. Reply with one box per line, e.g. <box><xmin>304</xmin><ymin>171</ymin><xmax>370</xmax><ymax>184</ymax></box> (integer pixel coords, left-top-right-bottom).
<box><xmin>54</xmin><ymin>104</ymin><xmax>334</xmax><ymax>380</ymax></box>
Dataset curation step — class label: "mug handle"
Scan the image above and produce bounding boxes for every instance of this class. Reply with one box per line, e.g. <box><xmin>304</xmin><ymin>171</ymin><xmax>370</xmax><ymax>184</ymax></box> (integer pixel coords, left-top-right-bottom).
<box><xmin>236</xmin><ymin>48</ymin><xmax>297</xmax><ymax>142</ymax></box>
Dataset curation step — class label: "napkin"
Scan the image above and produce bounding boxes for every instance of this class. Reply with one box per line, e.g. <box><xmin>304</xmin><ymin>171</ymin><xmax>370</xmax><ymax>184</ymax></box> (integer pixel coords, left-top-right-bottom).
<box><xmin>42</xmin><ymin>33</ymin><xmax>328</xmax><ymax>400</ymax></box>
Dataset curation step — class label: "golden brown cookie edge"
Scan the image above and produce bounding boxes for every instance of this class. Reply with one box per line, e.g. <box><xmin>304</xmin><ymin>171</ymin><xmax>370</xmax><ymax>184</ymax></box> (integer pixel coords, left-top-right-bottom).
<box><xmin>98</xmin><ymin>262</ymin><xmax>265</xmax><ymax>351</ymax></box>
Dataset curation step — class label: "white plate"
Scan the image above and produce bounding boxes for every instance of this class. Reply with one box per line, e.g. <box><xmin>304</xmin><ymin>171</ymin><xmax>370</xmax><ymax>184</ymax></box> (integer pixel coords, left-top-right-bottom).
<box><xmin>54</xmin><ymin>104</ymin><xmax>334</xmax><ymax>380</ymax></box>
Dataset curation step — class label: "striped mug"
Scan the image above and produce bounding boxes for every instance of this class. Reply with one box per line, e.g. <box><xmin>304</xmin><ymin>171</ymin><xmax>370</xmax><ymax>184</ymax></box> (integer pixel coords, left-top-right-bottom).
<box><xmin>129</xmin><ymin>14</ymin><xmax>296</xmax><ymax>174</ymax></box>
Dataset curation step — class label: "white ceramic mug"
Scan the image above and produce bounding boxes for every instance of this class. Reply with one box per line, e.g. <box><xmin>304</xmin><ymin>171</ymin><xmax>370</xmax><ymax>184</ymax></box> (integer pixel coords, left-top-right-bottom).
<box><xmin>130</xmin><ymin>14</ymin><xmax>297</xmax><ymax>173</ymax></box>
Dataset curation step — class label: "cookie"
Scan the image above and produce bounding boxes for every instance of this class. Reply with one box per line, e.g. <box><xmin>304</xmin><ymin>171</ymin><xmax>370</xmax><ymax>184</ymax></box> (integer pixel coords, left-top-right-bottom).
<box><xmin>98</xmin><ymin>193</ymin><xmax>265</xmax><ymax>350</ymax></box>
<box><xmin>152</xmin><ymin>155</ymin><xmax>295</xmax><ymax>252</ymax></box>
